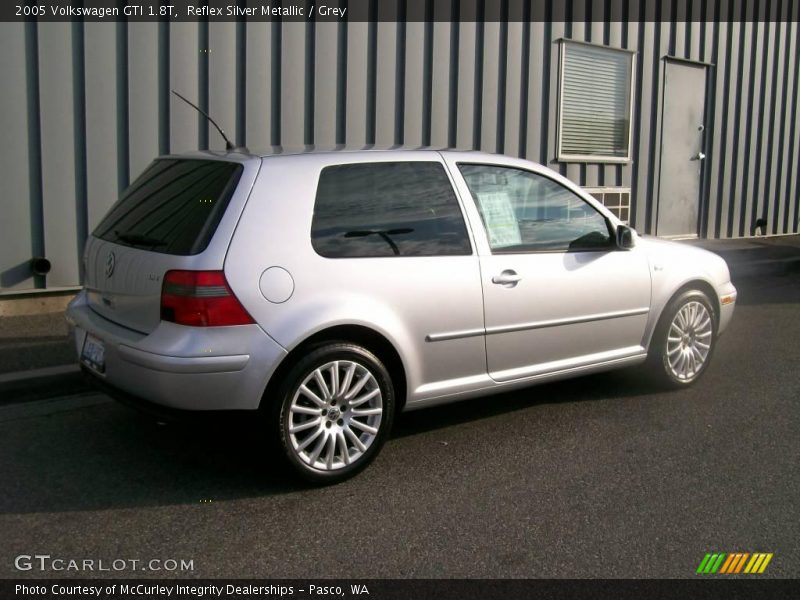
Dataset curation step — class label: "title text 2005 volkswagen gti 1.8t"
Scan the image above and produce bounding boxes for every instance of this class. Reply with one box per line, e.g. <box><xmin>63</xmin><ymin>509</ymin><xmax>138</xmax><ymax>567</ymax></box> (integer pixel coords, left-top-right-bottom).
<box><xmin>67</xmin><ymin>147</ymin><xmax>736</xmax><ymax>483</ymax></box>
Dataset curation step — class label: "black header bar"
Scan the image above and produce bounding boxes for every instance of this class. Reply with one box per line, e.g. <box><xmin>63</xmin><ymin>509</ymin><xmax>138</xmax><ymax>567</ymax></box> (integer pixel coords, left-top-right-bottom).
<box><xmin>4</xmin><ymin>0</ymin><xmax>798</xmax><ymax>23</ymax></box>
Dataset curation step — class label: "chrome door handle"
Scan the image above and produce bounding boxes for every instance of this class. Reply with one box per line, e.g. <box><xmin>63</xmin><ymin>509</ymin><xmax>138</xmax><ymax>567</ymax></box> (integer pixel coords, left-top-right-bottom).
<box><xmin>690</xmin><ymin>152</ymin><xmax>706</xmax><ymax>161</ymax></box>
<box><xmin>492</xmin><ymin>270</ymin><xmax>522</xmax><ymax>287</ymax></box>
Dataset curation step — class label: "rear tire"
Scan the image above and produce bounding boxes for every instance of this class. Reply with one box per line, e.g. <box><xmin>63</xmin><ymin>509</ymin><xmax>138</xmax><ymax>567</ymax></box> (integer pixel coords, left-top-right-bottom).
<box><xmin>646</xmin><ymin>289</ymin><xmax>717</xmax><ymax>389</ymax></box>
<box><xmin>269</xmin><ymin>342</ymin><xmax>395</xmax><ymax>484</ymax></box>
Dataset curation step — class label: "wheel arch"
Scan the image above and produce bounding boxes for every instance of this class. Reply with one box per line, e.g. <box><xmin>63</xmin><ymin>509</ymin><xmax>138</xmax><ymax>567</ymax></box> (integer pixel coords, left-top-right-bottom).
<box><xmin>260</xmin><ymin>324</ymin><xmax>408</xmax><ymax>413</ymax></box>
<box><xmin>643</xmin><ymin>278</ymin><xmax>721</xmax><ymax>387</ymax></box>
<box><xmin>668</xmin><ymin>279</ymin><xmax>721</xmax><ymax>325</ymax></box>
<box><xmin>647</xmin><ymin>278</ymin><xmax>721</xmax><ymax>352</ymax></box>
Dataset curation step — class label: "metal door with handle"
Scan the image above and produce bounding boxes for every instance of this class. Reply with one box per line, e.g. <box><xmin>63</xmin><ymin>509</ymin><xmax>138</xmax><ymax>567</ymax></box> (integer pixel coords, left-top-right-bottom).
<box><xmin>656</xmin><ymin>60</ymin><xmax>708</xmax><ymax>238</ymax></box>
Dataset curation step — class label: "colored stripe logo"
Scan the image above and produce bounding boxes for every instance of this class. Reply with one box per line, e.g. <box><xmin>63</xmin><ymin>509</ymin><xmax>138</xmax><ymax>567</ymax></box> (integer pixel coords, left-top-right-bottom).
<box><xmin>696</xmin><ymin>552</ymin><xmax>773</xmax><ymax>574</ymax></box>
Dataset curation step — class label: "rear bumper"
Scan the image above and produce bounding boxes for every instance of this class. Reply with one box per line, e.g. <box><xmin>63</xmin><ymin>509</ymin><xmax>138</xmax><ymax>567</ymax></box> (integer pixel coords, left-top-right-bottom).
<box><xmin>66</xmin><ymin>291</ymin><xmax>287</xmax><ymax>411</ymax></box>
<box><xmin>80</xmin><ymin>366</ymin><xmax>246</xmax><ymax>423</ymax></box>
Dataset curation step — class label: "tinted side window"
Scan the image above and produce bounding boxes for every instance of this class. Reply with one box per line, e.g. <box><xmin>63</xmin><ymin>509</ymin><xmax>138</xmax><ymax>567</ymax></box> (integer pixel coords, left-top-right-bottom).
<box><xmin>458</xmin><ymin>164</ymin><xmax>612</xmax><ymax>253</ymax></box>
<box><xmin>311</xmin><ymin>162</ymin><xmax>472</xmax><ymax>258</ymax></box>
<box><xmin>93</xmin><ymin>159</ymin><xmax>242</xmax><ymax>255</ymax></box>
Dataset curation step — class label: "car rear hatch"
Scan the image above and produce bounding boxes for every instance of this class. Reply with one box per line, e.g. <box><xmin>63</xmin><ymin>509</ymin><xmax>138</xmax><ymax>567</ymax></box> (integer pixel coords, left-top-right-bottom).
<box><xmin>83</xmin><ymin>154</ymin><xmax>260</xmax><ymax>334</ymax></box>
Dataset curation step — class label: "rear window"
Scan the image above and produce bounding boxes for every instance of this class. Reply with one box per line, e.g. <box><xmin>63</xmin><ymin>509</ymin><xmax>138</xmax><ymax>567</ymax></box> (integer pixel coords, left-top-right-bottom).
<box><xmin>311</xmin><ymin>162</ymin><xmax>472</xmax><ymax>258</ymax></box>
<box><xmin>93</xmin><ymin>159</ymin><xmax>243</xmax><ymax>255</ymax></box>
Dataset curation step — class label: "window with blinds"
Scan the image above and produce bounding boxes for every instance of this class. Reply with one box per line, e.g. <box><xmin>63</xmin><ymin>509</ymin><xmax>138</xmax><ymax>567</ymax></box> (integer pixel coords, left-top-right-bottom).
<box><xmin>558</xmin><ymin>41</ymin><xmax>635</xmax><ymax>161</ymax></box>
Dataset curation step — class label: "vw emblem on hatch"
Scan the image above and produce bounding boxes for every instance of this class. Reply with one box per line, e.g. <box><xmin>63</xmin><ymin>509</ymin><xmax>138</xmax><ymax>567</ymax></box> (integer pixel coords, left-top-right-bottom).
<box><xmin>105</xmin><ymin>251</ymin><xmax>116</xmax><ymax>278</ymax></box>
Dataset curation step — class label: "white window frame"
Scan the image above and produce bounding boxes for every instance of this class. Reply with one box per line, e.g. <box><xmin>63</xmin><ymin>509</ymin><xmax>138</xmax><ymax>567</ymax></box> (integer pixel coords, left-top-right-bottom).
<box><xmin>583</xmin><ymin>186</ymin><xmax>632</xmax><ymax>224</ymax></box>
<box><xmin>557</xmin><ymin>39</ymin><xmax>636</xmax><ymax>163</ymax></box>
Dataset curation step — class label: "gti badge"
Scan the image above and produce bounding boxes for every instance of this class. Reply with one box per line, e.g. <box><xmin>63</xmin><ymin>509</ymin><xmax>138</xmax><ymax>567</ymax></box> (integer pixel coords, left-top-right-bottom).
<box><xmin>105</xmin><ymin>251</ymin><xmax>116</xmax><ymax>278</ymax></box>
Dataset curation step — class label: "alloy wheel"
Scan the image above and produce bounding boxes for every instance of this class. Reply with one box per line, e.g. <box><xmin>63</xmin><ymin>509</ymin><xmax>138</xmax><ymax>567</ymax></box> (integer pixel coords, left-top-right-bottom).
<box><xmin>287</xmin><ymin>360</ymin><xmax>383</xmax><ymax>471</ymax></box>
<box><xmin>665</xmin><ymin>300</ymin><xmax>713</xmax><ymax>381</ymax></box>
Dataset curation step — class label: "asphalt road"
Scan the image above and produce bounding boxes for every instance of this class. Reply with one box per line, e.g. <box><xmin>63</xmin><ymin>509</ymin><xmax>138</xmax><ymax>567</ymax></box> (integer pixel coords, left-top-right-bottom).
<box><xmin>1</xmin><ymin>270</ymin><xmax>798</xmax><ymax>579</ymax></box>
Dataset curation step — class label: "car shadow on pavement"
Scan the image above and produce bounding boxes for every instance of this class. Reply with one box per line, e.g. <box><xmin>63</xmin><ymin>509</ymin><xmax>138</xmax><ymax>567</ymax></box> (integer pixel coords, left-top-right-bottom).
<box><xmin>0</xmin><ymin>367</ymin><xmax>659</xmax><ymax>516</ymax></box>
<box><xmin>0</xmin><ymin>403</ymin><xmax>301</xmax><ymax>514</ymax></box>
<box><xmin>393</xmin><ymin>368</ymin><xmax>657</xmax><ymax>440</ymax></box>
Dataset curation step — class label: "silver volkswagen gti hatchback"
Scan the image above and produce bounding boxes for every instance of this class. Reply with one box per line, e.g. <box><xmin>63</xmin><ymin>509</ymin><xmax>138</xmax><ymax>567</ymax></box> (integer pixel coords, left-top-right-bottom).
<box><xmin>67</xmin><ymin>147</ymin><xmax>737</xmax><ymax>483</ymax></box>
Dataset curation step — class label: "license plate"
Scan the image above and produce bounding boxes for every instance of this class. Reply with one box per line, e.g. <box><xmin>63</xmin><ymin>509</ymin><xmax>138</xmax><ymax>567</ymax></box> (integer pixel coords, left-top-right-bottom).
<box><xmin>81</xmin><ymin>334</ymin><xmax>106</xmax><ymax>374</ymax></box>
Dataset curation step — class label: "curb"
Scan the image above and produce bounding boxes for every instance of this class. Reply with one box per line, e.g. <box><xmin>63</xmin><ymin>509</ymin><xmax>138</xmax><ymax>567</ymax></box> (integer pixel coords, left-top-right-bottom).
<box><xmin>0</xmin><ymin>364</ymin><xmax>91</xmax><ymax>406</ymax></box>
<box><xmin>0</xmin><ymin>364</ymin><xmax>79</xmax><ymax>385</ymax></box>
<box><xmin>727</xmin><ymin>256</ymin><xmax>800</xmax><ymax>280</ymax></box>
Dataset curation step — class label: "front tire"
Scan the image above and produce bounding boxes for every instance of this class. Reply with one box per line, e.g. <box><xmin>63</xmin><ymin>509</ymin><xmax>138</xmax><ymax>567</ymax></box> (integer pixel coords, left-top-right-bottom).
<box><xmin>646</xmin><ymin>289</ymin><xmax>718</xmax><ymax>388</ymax></box>
<box><xmin>272</xmin><ymin>343</ymin><xmax>395</xmax><ymax>484</ymax></box>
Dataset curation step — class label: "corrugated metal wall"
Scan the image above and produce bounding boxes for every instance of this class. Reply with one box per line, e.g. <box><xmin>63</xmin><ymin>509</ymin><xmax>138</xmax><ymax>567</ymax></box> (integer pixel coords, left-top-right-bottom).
<box><xmin>1</xmin><ymin>2</ymin><xmax>799</xmax><ymax>292</ymax></box>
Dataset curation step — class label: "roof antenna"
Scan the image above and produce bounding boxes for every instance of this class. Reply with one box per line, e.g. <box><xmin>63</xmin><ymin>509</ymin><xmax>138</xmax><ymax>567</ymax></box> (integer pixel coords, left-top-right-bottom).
<box><xmin>171</xmin><ymin>90</ymin><xmax>245</xmax><ymax>153</ymax></box>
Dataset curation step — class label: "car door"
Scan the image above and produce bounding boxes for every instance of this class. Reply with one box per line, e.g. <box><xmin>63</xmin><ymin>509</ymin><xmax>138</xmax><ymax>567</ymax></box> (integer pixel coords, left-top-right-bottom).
<box><xmin>445</xmin><ymin>157</ymin><xmax>652</xmax><ymax>383</ymax></box>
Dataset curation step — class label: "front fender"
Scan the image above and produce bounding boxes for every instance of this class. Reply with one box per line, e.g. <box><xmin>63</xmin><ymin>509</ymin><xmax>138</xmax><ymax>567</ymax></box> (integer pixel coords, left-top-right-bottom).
<box><xmin>638</xmin><ymin>237</ymin><xmax>735</xmax><ymax>348</ymax></box>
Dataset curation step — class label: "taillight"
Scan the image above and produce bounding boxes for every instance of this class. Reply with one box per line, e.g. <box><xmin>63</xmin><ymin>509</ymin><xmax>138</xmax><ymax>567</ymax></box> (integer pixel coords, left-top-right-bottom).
<box><xmin>160</xmin><ymin>270</ymin><xmax>254</xmax><ymax>327</ymax></box>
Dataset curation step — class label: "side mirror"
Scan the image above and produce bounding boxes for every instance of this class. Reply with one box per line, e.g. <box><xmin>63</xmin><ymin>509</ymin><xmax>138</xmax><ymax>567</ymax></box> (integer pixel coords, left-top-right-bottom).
<box><xmin>615</xmin><ymin>225</ymin><xmax>635</xmax><ymax>249</ymax></box>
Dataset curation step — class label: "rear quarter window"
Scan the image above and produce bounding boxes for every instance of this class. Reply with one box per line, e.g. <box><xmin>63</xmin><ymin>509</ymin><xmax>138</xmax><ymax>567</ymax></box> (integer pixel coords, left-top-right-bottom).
<box><xmin>93</xmin><ymin>159</ymin><xmax>243</xmax><ymax>255</ymax></box>
<box><xmin>311</xmin><ymin>161</ymin><xmax>472</xmax><ymax>258</ymax></box>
